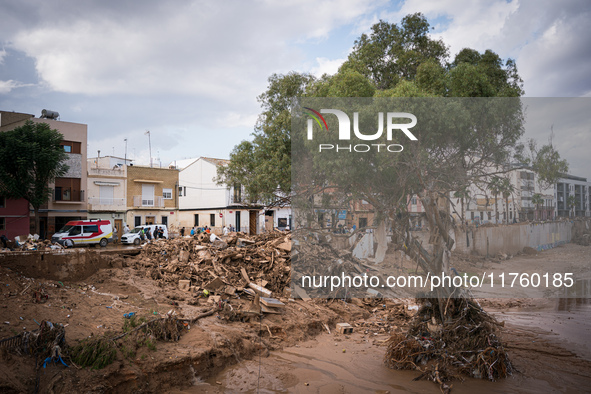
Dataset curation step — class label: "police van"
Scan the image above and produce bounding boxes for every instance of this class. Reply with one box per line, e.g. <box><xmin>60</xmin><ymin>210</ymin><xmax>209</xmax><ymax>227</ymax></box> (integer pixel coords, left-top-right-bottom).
<box><xmin>51</xmin><ymin>219</ymin><xmax>115</xmax><ymax>247</ymax></box>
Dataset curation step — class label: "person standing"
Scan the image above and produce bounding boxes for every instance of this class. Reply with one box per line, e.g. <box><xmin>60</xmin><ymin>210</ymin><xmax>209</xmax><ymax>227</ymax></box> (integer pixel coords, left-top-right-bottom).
<box><xmin>180</xmin><ymin>227</ymin><xmax>185</xmax><ymax>237</ymax></box>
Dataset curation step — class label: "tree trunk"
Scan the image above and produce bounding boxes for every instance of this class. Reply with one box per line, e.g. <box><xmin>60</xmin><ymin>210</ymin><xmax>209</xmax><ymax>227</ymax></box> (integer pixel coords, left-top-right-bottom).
<box><xmin>494</xmin><ymin>192</ymin><xmax>498</xmax><ymax>223</ymax></box>
<box><xmin>33</xmin><ymin>205</ymin><xmax>40</xmax><ymax>236</ymax></box>
<box><xmin>374</xmin><ymin>218</ymin><xmax>388</xmax><ymax>263</ymax></box>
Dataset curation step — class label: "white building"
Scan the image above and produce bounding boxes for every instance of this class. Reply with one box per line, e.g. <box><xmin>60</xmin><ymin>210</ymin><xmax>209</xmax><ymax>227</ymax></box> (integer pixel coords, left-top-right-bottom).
<box><xmin>86</xmin><ymin>155</ymin><xmax>131</xmax><ymax>239</ymax></box>
<box><xmin>174</xmin><ymin>157</ymin><xmax>259</xmax><ymax>234</ymax></box>
<box><xmin>555</xmin><ymin>175</ymin><xmax>591</xmax><ymax>218</ymax></box>
<box><xmin>451</xmin><ymin>165</ymin><xmax>557</xmax><ymax>224</ymax></box>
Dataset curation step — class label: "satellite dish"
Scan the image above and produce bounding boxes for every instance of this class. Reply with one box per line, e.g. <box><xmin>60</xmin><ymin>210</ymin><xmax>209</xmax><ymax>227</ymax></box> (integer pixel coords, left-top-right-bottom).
<box><xmin>41</xmin><ymin>109</ymin><xmax>59</xmax><ymax>119</ymax></box>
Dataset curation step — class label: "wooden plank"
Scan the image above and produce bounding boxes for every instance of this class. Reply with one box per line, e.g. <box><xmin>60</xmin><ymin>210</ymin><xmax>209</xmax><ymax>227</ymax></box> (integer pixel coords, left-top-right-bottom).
<box><xmin>204</xmin><ymin>277</ymin><xmax>225</xmax><ymax>291</ymax></box>
<box><xmin>240</xmin><ymin>268</ymin><xmax>250</xmax><ymax>283</ymax></box>
<box><xmin>260</xmin><ymin>304</ymin><xmax>281</xmax><ymax>314</ymax></box>
<box><xmin>293</xmin><ymin>285</ymin><xmax>311</xmax><ymax>301</ymax></box>
<box><xmin>248</xmin><ymin>283</ymin><xmax>272</xmax><ymax>298</ymax></box>
<box><xmin>260</xmin><ymin>297</ymin><xmax>285</xmax><ymax>308</ymax></box>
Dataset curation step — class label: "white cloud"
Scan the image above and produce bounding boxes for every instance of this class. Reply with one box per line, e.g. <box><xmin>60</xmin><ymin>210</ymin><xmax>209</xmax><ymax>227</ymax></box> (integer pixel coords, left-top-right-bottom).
<box><xmin>7</xmin><ymin>0</ymin><xmax>381</xmax><ymax>101</ymax></box>
<box><xmin>0</xmin><ymin>79</ymin><xmax>31</xmax><ymax>94</ymax></box>
<box><xmin>310</xmin><ymin>57</ymin><xmax>346</xmax><ymax>77</ymax></box>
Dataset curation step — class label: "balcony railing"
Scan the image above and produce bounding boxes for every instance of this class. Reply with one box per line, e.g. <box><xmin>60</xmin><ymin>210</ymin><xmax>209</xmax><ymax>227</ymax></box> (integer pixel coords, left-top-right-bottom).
<box><xmin>88</xmin><ymin>197</ymin><xmax>126</xmax><ymax>210</ymax></box>
<box><xmin>133</xmin><ymin>195</ymin><xmax>164</xmax><ymax>208</ymax></box>
<box><xmin>88</xmin><ymin>167</ymin><xmax>125</xmax><ymax>177</ymax></box>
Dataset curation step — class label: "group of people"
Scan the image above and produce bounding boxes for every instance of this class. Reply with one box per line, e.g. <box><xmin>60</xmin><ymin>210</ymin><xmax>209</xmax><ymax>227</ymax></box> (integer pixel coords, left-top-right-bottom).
<box><xmin>139</xmin><ymin>226</ymin><xmax>165</xmax><ymax>242</ymax></box>
<box><xmin>179</xmin><ymin>224</ymin><xmax>236</xmax><ymax>237</ymax></box>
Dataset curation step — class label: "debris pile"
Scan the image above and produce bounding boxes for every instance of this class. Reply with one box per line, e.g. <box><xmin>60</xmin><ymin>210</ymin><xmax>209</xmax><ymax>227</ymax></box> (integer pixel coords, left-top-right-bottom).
<box><xmin>135</xmin><ymin>231</ymin><xmax>292</xmax><ymax>299</ymax></box>
<box><xmin>1</xmin><ymin>234</ymin><xmax>65</xmax><ymax>252</ymax></box>
<box><xmin>385</xmin><ymin>295</ymin><xmax>511</xmax><ymax>393</ymax></box>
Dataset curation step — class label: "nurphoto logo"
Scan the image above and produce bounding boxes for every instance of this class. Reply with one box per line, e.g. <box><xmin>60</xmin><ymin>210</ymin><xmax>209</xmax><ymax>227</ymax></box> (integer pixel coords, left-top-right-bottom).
<box><xmin>304</xmin><ymin>107</ymin><xmax>418</xmax><ymax>153</ymax></box>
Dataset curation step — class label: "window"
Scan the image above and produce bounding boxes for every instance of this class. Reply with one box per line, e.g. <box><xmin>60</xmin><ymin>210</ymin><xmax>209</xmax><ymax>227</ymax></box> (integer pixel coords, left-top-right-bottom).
<box><xmin>411</xmin><ymin>196</ymin><xmax>417</xmax><ymax>205</ymax></box>
<box><xmin>55</xmin><ymin>178</ymin><xmax>82</xmax><ymax>201</ymax></box>
<box><xmin>60</xmin><ymin>141</ymin><xmax>81</xmax><ymax>154</ymax></box>
<box><xmin>359</xmin><ymin>217</ymin><xmax>368</xmax><ymax>228</ymax></box>
<box><xmin>0</xmin><ymin>218</ymin><xmax>5</xmax><ymax>231</ymax></box>
<box><xmin>194</xmin><ymin>214</ymin><xmax>199</xmax><ymax>227</ymax></box>
<box><xmin>210</xmin><ymin>213</ymin><xmax>215</xmax><ymax>227</ymax></box>
<box><xmin>163</xmin><ymin>188</ymin><xmax>173</xmax><ymax>199</ymax></box>
<box><xmin>134</xmin><ymin>216</ymin><xmax>142</xmax><ymax>227</ymax></box>
<box><xmin>161</xmin><ymin>216</ymin><xmax>168</xmax><ymax>226</ymax></box>
<box><xmin>0</xmin><ymin>196</ymin><xmax>5</xmax><ymax>208</ymax></box>
<box><xmin>83</xmin><ymin>225</ymin><xmax>99</xmax><ymax>233</ymax></box>
<box><xmin>233</xmin><ymin>184</ymin><xmax>241</xmax><ymax>203</ymax></box>
<box><xmin>99</xmin><ymin>185</ymin><xmax>114</xmax><ymax>204</ymax></box>
<box><xmin>142</xmin><ymin>184</ymin><xmax>155</xmax><ymax>206</ymax></box>
<box><xmin>178</xmin><ymin>186</ymin><xmax>186</xmax><ymax>197</ymax></box>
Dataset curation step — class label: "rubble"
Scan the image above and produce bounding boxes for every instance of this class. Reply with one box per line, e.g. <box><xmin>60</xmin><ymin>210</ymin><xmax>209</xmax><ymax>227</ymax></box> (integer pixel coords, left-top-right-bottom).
<box><xmin>134</xmin><ymin>231</ymin><xmax>292</xmax><ymax>309</ymax></box>
<box><xmin>1</xmin><ymin>234</ymin><xmax>65</xmax><ymax>252</ymax></box>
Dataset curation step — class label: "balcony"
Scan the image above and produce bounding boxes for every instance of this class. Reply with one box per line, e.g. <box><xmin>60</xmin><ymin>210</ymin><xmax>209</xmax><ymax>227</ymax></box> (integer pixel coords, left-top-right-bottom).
<box><xmin>88</xmin><ymin>197</ymin><xmax>126</xmax><ymax>211</ymax></box>
<box><xmin>88</xmin><ymin>167</ymin><xmax>125</xmax><ymax>177</ymax></box>
<box><xmin>53</xmin><ymin>189</ymin><xmax>84</xmax><ymax>203</ymax></box>
<box><xmin>133</xmin><ymin>195</ymin><xmax>164</xmax><ymax>208</ymax></box>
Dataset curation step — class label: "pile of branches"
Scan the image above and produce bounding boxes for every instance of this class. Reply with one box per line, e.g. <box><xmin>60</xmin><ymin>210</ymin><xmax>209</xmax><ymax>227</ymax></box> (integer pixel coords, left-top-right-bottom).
<box><xmin>385</xmin><ymin>294</ymin><xmax>512</xmax><ymax>393</ymax></box>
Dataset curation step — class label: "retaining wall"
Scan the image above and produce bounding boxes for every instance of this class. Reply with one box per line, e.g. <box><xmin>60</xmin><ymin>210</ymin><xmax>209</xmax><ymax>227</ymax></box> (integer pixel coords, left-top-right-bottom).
<box><xmin>453</xmin><ymin>221</ymin><xmax>573</xmax><ymax>256</ymax></box>
<box><xmin>0</xmin><ymin>249</ymin><xmax>137</xmax><ymax>281</ymax></box>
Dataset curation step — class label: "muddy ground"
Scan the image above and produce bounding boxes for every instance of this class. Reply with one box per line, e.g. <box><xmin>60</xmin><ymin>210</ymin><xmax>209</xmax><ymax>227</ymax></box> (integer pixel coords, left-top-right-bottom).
<box><xmin>1</xmin><ymin>243</ymin><xmax>590</xmax><ymax>393</ymax></box>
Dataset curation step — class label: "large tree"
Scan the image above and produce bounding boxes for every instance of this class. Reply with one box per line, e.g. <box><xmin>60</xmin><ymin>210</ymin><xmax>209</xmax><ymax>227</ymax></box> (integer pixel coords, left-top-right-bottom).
<box><xmin>0</xmin><ymin>121</ymin><xmax>69</xmax><ymax>235</ymax></box>
<box><xmin>216</xmin><ymin>72</ymin><xmax>315</xmax><ymax>206</ymax></box>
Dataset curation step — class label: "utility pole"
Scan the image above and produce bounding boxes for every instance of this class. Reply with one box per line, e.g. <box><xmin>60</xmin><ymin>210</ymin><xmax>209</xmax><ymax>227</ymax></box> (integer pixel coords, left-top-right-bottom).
<box><xmin>145</xmin><ymin>130</ymin><xmax>152</xmax><ymax>167</ymax></box>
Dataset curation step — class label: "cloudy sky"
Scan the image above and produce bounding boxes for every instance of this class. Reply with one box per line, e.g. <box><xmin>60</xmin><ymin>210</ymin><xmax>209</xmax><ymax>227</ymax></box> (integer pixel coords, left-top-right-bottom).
<box><xmin>1</xmin><ymin>0</ymin><xmax>590</xmax><ymax>177</ymax></box>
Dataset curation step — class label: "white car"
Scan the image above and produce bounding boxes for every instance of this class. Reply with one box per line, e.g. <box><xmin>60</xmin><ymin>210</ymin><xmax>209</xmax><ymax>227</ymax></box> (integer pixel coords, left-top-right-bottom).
<box><xmin>120</xmin><ymin>225</ymin><xmax>169</xmax><ymax>245</ymax></box>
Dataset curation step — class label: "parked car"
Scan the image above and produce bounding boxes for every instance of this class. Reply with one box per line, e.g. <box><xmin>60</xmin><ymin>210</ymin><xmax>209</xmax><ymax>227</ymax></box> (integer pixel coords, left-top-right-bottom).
<box><xmin>120</xmin><ymin>224</ymin><xmax>169</xmax><ymax>245</ymax></box>
<box><xmin>51</xmin><ymin>219</ymin><xmax>114</xmax><ymax>247</ymax></box>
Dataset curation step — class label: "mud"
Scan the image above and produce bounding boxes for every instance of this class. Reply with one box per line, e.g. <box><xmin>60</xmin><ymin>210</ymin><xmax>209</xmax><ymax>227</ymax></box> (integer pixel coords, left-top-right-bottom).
<box><xmin>1</xmin><ymin>240</ymin><xmax>590</xmax><ymax>393</ymax></box>
<box><xmin>185</xmin><ymin>297</ymin><xmax>591</xmax><ymax>393</ymax></box>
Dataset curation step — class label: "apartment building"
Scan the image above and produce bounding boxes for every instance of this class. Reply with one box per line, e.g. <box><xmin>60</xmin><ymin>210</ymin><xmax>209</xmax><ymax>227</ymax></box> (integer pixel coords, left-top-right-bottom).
<box><xmin>87</xmin><ymin>156</ymin><xmax>131</xmax><ymax>240</ymax></box>
<box><xmin>0</xmin><ymin>110</ymin><xmax>88</xmax><ymax>239</ymax></box>
<box><xmin>176</xmin><ymin>157</ymin><xmax>261</xmax><ymax>234</ymax></box>
<box><xmin>555</xmin><ymin>175</ymin><xmax>591</xmax><ymax>217</ymax></box>
<box><xmin>126</xmin><ymin>165</ymin><xmax>179</xmax><ymax>230</ymax></box>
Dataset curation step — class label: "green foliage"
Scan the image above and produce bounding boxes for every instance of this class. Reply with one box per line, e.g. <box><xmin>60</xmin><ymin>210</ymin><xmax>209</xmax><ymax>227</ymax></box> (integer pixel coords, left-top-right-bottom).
<box><xmin>70</xmin><ymin>337</ymin><xmax>117</xmax><ymax>369</ymax></box>
<box><xmin>220</xmin><ymin>12</ymin><xmax>527</xmax><ymax>211</ymax></box>
<box><xmin>342</xmin><ymin>13</ymin><xmax>448</xmax><ymax>89</ymax></box>
<box><xmin>528</xmin><ymin>137</ymin><xmax>569</xmax><ymax>190</ymax></box>
<box><xmin>0</xmin><ymin>120</ymin><xmax>69</xmax><ymax>233</ymax></box>
<box><xmin>217</xmin><ymin>72</ymin><xmax>315</xmax><ymax>205</ymax></box>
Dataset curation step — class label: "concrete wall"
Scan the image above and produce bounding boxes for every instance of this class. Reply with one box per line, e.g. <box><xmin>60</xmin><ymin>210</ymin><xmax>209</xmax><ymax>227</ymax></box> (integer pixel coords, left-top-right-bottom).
<box><xmin>0</xmin><ymin>249</ymin><xmax>132</xmax><ymax>282</ymax></box>
<box><xmin>453</xmin><ymin>221</ymin><xmax>572</xmax><ymax>256</ymax></box>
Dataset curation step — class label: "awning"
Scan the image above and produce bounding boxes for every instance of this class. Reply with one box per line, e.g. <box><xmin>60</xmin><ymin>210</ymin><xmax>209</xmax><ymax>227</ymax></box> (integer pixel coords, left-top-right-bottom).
<box><xmin>133</xmin><ymin>179</ymin><xmax>163</xmax><ymax>183</ymax></box>
<box><xmin>94</xmin><ymin>181</ymin><xmax>120</xmax><ymax>186</ymax></box>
